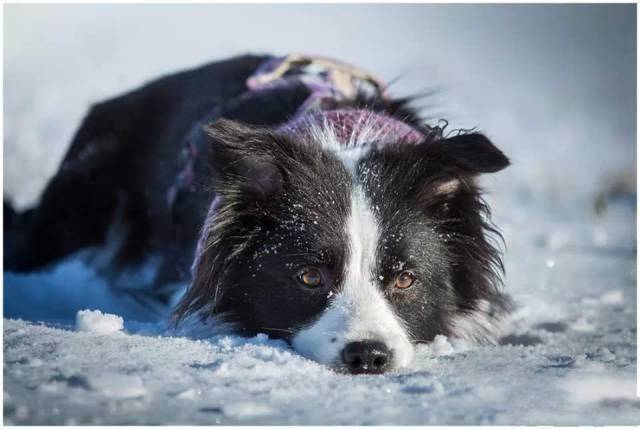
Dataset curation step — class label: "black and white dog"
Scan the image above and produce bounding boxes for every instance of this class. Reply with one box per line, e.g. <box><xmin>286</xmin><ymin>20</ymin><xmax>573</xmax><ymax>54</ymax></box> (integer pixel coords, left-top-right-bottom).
<box><xmin>5</xmin><ymin>54</ymin><xmax>511</xmax><ymax>374</ymax></box>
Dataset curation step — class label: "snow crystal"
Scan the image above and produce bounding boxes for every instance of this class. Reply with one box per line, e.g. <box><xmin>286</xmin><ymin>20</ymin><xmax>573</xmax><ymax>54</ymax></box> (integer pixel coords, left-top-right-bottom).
<box><xmin>75</xmin><ymin>309</ymin><xmax>124</xmax><ymax>334</ymax></box>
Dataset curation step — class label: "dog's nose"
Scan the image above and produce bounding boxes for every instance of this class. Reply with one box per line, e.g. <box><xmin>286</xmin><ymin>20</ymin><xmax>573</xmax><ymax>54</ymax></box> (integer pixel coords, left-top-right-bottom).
<box><xmin>341</xmin><ymin>340</ymin><xmax>392</xmax><ymax>374</ymax></box>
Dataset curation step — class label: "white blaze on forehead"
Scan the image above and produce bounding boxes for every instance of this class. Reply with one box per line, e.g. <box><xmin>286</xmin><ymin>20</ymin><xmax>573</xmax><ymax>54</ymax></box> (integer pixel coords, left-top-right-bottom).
<box><xmin>291</xmin><ymin>185</ymin><xmax>414</xmax><ymax>369</ymax></box>
<box><xmin>345</xmin><ymin>186</ymin><xmax>378</xmax><ymax>286</ymax></box>
<box><xmin>304</xmin><ymin>111</ymin><xmax>406</xmax><ymax>174</ymax></box>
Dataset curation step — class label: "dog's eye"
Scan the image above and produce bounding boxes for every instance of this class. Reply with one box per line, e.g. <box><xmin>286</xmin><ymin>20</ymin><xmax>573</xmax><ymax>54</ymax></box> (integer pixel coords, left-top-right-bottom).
<box><xmin>394</xmin><ymin>271</ymin><xmax>416</xmax><ymax>289</ymax></box>
<box><xmin>298</xmin><ymin>268</ymin><xmax>323</xmax><ymax>288</ymax></box>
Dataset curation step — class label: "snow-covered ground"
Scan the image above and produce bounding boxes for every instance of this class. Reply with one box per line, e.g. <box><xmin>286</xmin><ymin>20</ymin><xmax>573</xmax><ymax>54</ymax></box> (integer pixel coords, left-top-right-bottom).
<box><xmin>3</xmin><ymin>4</ymin><xmax>637</xmax><ymax>425</ymax></box>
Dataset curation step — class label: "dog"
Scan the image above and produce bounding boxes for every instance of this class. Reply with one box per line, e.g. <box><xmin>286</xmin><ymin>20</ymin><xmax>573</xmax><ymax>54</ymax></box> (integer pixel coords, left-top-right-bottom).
<box><xmin>4</xmin><ymin>54</ymin><xmax>511</xmax><ymax>374</ymax></box>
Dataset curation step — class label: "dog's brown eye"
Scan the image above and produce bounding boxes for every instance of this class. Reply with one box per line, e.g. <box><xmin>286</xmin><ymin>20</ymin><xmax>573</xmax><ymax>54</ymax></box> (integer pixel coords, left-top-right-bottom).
<box><xmin>298</xmin><ymin>268</ymin><xmax>323</xmax><ymax>288</ymax></box>
<box><xmin>395</xmin><ymin>271</ymin><xmax>416</xmax><ymax>289</ymax></box>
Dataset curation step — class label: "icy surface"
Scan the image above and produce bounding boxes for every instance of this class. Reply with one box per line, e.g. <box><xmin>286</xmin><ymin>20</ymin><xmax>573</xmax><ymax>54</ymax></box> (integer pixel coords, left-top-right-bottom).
<box><xmin>3</xmin><ymin>4</ymin><xmax>637</xmax><ymax>426</ymax></box>
<box><xmin>75</xmin><ymin>310</ymin><xmax>124</xmax><ymax>334</ymax></box>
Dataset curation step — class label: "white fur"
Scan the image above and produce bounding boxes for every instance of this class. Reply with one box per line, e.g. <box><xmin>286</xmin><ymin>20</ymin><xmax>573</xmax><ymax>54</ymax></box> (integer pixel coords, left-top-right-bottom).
<box><xmin>306</xmin><ymin>111</ymin><xmax>401</xmax><ymax>174</ymax></box>
<box><xmin>448</xmin><ymin>299</ymin><xmax>508</xmax><ymax>344</ymax></box>
<box><xmin>291</xmin><ymin>186</ymin><xmax>414</xmax><ymax>369</ymax></box>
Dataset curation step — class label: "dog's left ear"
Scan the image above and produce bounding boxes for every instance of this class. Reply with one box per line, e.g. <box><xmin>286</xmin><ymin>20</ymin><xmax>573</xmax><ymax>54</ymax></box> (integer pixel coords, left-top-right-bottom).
<box><xmin>396</xmin><ymin>131</ymin><xmax>509</xmax><ymax>201</ymax></box>
<box><xmin>422</xmin><ymin>132</ymin><xmax>509</xmax><ymax>199</ymax></box>
<box><xmin>429</xmin><ymin>132</ymin><xmax>510</xmax><ymax>175</ymax></box>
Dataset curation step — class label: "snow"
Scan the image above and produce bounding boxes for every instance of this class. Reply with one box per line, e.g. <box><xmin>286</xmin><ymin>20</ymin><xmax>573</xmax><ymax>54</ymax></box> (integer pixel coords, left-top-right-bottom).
<box><xmin>563</xmin><ymin>372</ymin><xmax>637</xmax><ymax>405</ymax></box>
<box><xmin>75</xmin><ymin>310</ymin><xmax>124</xmax><ymax>334</ymax></box>
<box><xmin>84</xmin><ymin>374</ymin><xmax>147</xmax><ymax>399</ymax></box>
<box><xmin>426</xmin><ymin>335</ymin><xmax>456</xmax><ymax>356</ymax></box>
<box><xmin>3</xmin><ymin>4</ymin><xmax>637</xmax><ymax>426</ymax></box>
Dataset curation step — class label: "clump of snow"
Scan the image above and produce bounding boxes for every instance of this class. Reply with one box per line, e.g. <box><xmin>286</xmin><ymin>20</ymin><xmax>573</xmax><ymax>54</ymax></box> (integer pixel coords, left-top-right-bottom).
<box><xmin>75</xmin><ymin>310</ymin><xmax>124</xmax><ymax>334</ymax></box>
<box><xmin>425</xmin><ymin>335</ymin><xmax>455</xmax><ymax>356</ymax></box>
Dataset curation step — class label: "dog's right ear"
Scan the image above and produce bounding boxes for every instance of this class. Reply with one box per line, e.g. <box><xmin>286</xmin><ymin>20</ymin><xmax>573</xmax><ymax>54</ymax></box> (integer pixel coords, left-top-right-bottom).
<box><xmin>203</xmin><ymin>119</ymin><xmax>284</xmax><ymax>203</ymax></box>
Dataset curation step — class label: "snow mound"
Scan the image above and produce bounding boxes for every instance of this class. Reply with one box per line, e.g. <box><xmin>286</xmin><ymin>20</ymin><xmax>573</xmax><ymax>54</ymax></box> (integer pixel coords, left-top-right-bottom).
<box><xmin>75</xmin><ymin>310</ymin><xmax>124</xmax><ymax>334</ymax></box>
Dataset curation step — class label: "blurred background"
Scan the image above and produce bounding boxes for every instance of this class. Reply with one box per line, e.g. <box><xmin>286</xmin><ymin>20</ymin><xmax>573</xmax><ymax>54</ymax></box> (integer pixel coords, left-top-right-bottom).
<box><xmin>3</xmin><ymin>3</ymin><xmax>636</xmax><ymax>215</ymax></box>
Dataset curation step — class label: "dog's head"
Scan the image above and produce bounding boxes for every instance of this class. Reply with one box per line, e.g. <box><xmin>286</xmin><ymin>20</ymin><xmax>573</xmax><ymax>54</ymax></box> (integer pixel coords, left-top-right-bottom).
<box><xmin>173</xmin><ymin>109</ymin><xmax>510</xmax><ymax>374</ymax></box>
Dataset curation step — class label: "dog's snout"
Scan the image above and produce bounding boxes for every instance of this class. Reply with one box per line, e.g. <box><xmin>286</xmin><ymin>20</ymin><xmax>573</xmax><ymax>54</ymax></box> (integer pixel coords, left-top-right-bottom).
<box><xmin>341</xmin><ymin>340</ymin><xmax>392</xmax><ymax>374</ymax></box>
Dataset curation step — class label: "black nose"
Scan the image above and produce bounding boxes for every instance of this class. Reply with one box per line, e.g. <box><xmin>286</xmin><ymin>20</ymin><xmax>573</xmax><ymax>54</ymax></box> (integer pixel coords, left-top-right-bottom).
<box><xmin>341</xmin><ymin>341</ymin><xmax>392</xmax><ymax>374</ymax></box>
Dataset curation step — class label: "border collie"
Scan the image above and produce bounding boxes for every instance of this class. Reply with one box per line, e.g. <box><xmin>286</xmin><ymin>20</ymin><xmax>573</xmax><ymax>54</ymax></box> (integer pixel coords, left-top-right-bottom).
<box><xmin>4</xmin><ymin>54</ymin><xmax>511</xmax><ymax>374</ymax></box>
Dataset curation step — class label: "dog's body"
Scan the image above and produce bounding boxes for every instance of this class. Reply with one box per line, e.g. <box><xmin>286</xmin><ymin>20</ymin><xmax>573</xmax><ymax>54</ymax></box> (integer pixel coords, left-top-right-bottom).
<box><xmin>5</xmin><ymin>54</ymin><xmax>511</xmax><ymax>373</ymax></box>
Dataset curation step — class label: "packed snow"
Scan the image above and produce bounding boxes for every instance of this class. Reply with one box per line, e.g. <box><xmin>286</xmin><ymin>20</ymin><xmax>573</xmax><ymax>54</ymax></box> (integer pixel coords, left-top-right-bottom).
<box><xmin>3</xmin><ymin>4</ymin><xmax>638</xmax><ymax>425</ymax></box>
